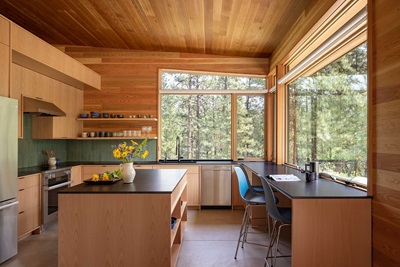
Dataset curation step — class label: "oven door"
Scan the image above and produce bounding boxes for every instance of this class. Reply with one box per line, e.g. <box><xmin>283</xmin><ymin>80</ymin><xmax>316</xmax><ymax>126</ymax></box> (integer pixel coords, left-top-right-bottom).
<box><xmin>42</xmin><ymin>180</ymin><xmax>72</xmax><ymax>226</ymax></box>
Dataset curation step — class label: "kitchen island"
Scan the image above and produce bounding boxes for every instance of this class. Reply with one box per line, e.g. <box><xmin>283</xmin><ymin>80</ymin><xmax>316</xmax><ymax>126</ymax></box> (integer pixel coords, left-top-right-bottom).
<box><xmin>58</xmin><ymin>169</ymin><xmax>187</xmax><ymax>267</ymax></box>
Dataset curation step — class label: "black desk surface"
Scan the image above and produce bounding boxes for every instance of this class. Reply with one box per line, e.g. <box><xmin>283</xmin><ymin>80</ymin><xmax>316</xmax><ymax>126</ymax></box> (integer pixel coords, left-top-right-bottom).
<box><xmin>243</xmin><ymin>162</ymin><xmax>369</xmax><ymax>199</ymax></box>
<box><xmin>59</xmin><ymin>169</ymin><xmax>187</xmax><ymax>194</ymax></box>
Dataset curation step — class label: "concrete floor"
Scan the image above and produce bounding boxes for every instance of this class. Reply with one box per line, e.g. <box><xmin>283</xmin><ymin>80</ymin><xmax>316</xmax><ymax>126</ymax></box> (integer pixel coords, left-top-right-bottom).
<box><xmin>1</xmin><ymin>209</ymin><xmax>291</xmax><ymax>267</ymax></box>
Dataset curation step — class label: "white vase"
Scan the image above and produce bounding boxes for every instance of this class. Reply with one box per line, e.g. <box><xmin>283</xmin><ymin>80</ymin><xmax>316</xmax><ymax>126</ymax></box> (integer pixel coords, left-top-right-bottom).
<box><xmin>48</xmin><ymin>157</ymin><xmax>56</xmax><ymax>166</ymax></box>
<box><xmin>120</xmin><ymin>162</ymin><xmax>136</xmax><ymax>183</ymax></box>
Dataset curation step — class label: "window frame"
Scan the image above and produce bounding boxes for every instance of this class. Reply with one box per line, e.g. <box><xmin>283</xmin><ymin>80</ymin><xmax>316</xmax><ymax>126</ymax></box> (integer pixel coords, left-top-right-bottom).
<box><xmin>158</xmin><ymin>69</ymin><xmax>267</xmax><ymax>161</ymax></box>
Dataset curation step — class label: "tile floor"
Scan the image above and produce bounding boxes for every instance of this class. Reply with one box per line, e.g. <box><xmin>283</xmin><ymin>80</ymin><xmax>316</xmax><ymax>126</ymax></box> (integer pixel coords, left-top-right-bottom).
<box><xmin>1</xmin><ymin>209</ymin><xmax>291</xmax><ymax>267</ymax></box>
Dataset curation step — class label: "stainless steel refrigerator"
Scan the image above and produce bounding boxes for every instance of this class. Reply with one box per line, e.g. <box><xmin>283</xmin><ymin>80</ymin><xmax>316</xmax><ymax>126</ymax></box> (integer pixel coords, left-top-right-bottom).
<box><xmin>0</xmin><ymin>96</ymin><xmax>18</xmax><ymax>264</ymax></box>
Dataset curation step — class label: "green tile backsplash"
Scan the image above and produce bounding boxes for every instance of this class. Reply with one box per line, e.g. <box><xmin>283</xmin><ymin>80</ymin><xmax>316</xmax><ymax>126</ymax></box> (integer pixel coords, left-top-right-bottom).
<box><xmin>18</xmin><ymin>115</ymin><xmax>156</xmax><ymax>168</ymax></box>
<box><xmin>66</xmin><ymin>139</ymin><xmax>157</xmax><ymax>163</ymax></box>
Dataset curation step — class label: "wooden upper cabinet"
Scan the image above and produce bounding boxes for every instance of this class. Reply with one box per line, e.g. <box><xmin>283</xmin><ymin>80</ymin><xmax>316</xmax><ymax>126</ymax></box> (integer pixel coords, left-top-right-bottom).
<box><xmin>0</xmin><ymin>16</ymin><xmax>10</xmax><ymax>46</ymax></box>
<box><xmin>0</xmin><ymin>43</ymin><xmax>10</xmax><ymax>97</ymax></box>
<box><xmin>32</xmin><ymin>88</ymin><xmax>83</xmax><ymax>139</ymax></box>
<box><xmin>10</xmin><ymin>23</ymin><xmax>101</xmax><ymax>91</ymax></box>
<box><xmin>0</xmin><ymin>16</ymin><xmax>10</xmax><ymax>97</ymax></box>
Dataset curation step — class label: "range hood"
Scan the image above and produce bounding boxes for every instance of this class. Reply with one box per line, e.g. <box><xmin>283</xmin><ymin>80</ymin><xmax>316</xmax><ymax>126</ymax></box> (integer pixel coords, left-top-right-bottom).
<box><xmin>23</xmin><ymin>96</ymin><xmax>66</xmax><ymax>116</ymax></box>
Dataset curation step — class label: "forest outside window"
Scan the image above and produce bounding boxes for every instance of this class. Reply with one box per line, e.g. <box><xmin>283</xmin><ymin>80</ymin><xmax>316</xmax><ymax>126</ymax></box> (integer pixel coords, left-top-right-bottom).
<box><xmin>287</xmin><ymin>43</ymin><xmax>367</xmax><ymax>187</ymax></box>
<box><xmin>160</xmin><ymin>71</ymin><xmax>266</xmax><ymax>160</ymax></box>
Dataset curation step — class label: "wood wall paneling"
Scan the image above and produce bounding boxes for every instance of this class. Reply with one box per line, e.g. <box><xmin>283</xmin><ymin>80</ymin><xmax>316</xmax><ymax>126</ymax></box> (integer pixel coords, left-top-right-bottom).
<box><xmin>369</xmin><ymin>0</ymin><xmax>400</xmax><ymax>266</ymax></box>
<box><xmin>62</xmin><ymin>46</ymin><xmax>269</xmax><ymax>140</ymax></box>
<box><xmin>269</xmin><ymin>0</ymin><xmax>337</xmax><ymax>70</ymax></box>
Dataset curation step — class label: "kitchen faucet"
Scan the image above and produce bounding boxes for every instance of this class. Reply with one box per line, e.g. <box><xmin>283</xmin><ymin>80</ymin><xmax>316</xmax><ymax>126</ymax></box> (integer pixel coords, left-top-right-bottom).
<box><xmin>176</xmin><ymin>136</ymin><xmax>181</xmax><ymax>162</ymax></box>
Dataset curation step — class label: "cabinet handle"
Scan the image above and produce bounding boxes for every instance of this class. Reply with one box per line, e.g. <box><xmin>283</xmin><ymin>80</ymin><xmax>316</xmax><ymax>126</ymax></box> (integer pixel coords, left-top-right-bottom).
<box><xmin>35</xmin><ymin>97</ymin><xmax>43</xmax><ymax>100</ymax></box>
<box><xmin>19</xmin><ymin>211</ymin><xmax>24</xmax><ymax>214</ymax></box>
<box><xmin>19</xmin><ymin>189</ymin><xmax>24</xmax><ymax>191</ymax></box>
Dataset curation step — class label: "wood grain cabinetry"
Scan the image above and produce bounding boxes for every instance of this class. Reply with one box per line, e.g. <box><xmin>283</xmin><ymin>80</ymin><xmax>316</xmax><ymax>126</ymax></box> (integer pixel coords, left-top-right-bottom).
<box><xmin>17</xmin><ymin>173</ymin><xmax>41</xmax><ymax>240</ymax></box>
<box><xmin>0</xmin><ymin>43</ymin><xmax>10</xmax><ymax>97</ymax></box>
<box><xmin>153</xmin><ymin>165</ymin><xmax>200</xmax><ymax>208</ymax></box>
<box><xmin>0</xmin><ymin>16</ymin><xmax>10</xmax><ymax>46</ymax></box>
<box><xmin>11</xmin><ymin>63</ymin><xmax>84</xmax><ymax>139</ymax></box>
<box><xmin>0</xmin><ymin>16</ymin><xmax>10</xmax><ymax>97</ymax></box>
<box><xmin>81</xmin><ymin>165</ymin><xmax>120</xmax><ymax>180</ymax></box>
<box><xmin>58</xmin><ymin>170</ymin><xmax>187</xmax><ymax>267</ymax></box>
<box><xmin>10</xmin><ymin>23</ymin><xmax>100</xmax><ymax>91</ymax></box>
<box><xmin>32</xmin><ymin>88</ymin><xmax>83</xmax><ymax>139</ymax></box>
<box><xmin>70</xmin><ymin>165</ymin><xmax>82</xmax><ymax>186</ymax></box>
<box><xmin>9</xmin><ymin>21</ymin><xmax>97</xmax><ymax>138</ymax></box>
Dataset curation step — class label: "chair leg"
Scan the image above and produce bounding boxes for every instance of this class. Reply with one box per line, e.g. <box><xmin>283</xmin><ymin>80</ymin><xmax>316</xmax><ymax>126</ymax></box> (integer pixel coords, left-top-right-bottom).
<box><xmin>234</xmin><ymin>204</ymin><xmax>250</xmax><ymax>259</ymax></box>
<box><xmin>264</xmin><ymin>220</ymin><xmax>278</xmax><ymax>267</ymax></box>
<box><xmin>265</xmin><ymin>222</ymin><xmax>291</xmax><ymax>267</ymax></box>
<box><xmin>242</xmin><ymin>206</ymin><xmax>252</xmax><ymax>245</ymax></box>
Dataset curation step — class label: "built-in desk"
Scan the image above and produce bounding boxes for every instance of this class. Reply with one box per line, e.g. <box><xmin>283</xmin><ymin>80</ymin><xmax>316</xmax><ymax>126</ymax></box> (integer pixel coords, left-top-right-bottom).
<box><xmin>244</xmin><ymin>162</ymin><xmax>371</xmax><ymax>267</ymax></box>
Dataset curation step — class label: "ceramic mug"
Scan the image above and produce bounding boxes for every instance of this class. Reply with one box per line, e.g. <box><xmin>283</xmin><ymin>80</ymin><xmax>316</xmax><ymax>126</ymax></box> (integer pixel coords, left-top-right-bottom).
<box><xmin>82</xmin><ymin>132</ymin><xmax>88</xmax><ymax>138</ymax></box>
<box><xmin>90</xmin><ymin>132</ymin><xmax>96</xmax><ymax>137</ymax></box>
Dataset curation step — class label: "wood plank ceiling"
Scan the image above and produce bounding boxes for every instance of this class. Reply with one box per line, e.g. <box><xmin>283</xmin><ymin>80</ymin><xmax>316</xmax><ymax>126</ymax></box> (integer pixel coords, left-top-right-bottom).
<box><xmin>0</xmin><ymin>0</ymin><xmax>316</xmax><ymax>58</ymax></box>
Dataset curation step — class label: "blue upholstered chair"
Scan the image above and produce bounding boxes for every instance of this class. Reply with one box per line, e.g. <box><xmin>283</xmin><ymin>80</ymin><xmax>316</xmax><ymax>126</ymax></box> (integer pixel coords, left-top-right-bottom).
<box><xmin>261</xmin><ymin>177</ymin><xmax>292</xmax><ymax>267</ymax></box>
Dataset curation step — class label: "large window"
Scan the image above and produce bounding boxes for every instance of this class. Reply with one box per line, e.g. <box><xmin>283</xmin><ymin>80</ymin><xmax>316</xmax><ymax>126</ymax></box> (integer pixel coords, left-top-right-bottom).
<box><xmin>287</xmin><ymin>43</ymin><xmax>367</xmax><ymax>186</ymax></box>
<box><xmin>236</xmin><ymin>95</ymin><xmax>265</xmax><ymax>158</ymax></box>
<box><xmin>160</xmin><ymin>71</ymin><xmax>266</xmax><ymax>160</ymax></box>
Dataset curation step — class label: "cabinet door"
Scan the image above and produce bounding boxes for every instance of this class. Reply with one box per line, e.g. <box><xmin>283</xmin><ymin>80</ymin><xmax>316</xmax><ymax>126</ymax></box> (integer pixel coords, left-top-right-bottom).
<box><xmin>17</xmin><ymin>174</ymin><xmax>40</xmax><ymax>238</ymax></box>
<box><xmin>153</xmin><ymin>165</ymin><xmax>200</xmax><ymax>207</ymax></box>
<box><xmin>0</xmin><ymin>43</ymin><xmax>9</xmax><ymax>97</ymax></box>
<box><xmin>82</xmin><ymin>165</ymin><xmax>120</xmax><ymax>180</ymax></box>
<box><xmin>187</xmin><ymin>173</ymin><xmax>200</xmax><ymax>206</ymax></box>
<box><xmin>0</xmin><ymin>16</ymin><xmax>10</xmax><ymax>46</ymax></box>
<box><xmin>71</xmin><ymin>165</ymin><xmax>82</xmax><ymax>186</ymax></box>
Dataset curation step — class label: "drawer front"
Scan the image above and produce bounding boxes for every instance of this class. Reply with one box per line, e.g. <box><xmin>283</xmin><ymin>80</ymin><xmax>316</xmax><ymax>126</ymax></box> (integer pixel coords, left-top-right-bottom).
<box><xmin>82</xmin><ymin>165</ymin><xmax>119</xmax><ymax>179</ymax></box>
<box><xmin>154</xmin><ymin>165</ymin><xmax>199</xmax><ymax>174</ymax></box>
<box><xmin>18</xmin><ymin>173</ymin><xmax>40</xmax><ymax>189</ymax></box>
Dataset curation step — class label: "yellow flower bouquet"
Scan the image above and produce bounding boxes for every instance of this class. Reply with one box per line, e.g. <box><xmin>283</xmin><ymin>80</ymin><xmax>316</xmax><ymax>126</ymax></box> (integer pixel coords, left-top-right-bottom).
<box><xmin>112</xmin><ymin>138</ymin><xmax>149</xmax><ymax>163</ymax></box>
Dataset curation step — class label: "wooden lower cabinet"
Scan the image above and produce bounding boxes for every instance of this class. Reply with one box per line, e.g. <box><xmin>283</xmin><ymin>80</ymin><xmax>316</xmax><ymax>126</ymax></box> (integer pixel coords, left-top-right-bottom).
<box><xmin>81</xmin><ymin>165</ymin><xmax>119</xmax><ymax>180</ymax></box>
<box><xmin>58</xmin><ymin>172</ymin><xmax>187</xmax><ymax>267</ymax></box>
<box><xmin>153</xmin><ymin>165</ymin><xmax>200</xmax><ymax>208</ymax></box>
<box><xmin>17</xmin><ymin>173</ymin><xmax>41</xmax><ymax>240</ymax></box>
<box><xmin>70</xmin><ymin>165</ymin><xmax>82</xmax><ymax>186</ymax></box>
<box><xmin>134</xmin><ymin>164</ymin><xmax>153</xmax><ymax>169</ymax></box>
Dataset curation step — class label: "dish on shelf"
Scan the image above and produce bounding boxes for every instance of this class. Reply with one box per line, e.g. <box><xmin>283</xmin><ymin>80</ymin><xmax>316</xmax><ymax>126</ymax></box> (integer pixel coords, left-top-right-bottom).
<box><xmin>83</xmin><ymin>178</ymin><xmax>122</xmax><ymax>184</ymax></box>
<box><xmin>91</xmin><ymin>111</ymin><xmax>101</xmax><ymax>118</ymax></box>
<box><xmin>79</xmin><ymin>113</ymin><xmax>89</xmax><ymax>118</ymax></box>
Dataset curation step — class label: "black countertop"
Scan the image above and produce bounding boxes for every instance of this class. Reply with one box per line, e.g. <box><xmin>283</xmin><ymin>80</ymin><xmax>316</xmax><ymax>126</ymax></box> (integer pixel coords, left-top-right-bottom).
<box><xmin>59</xmin><ymin>169</ymin><xmax>187</xmax><ymax>194</ymax></box>
<box><xmin>243</xmin><ymin>162</ymin><xmax>369</xmax><ymax>199</ymax></box>
<box><xmin>17</xmin><ymin>160</ymin><xmax>237</xmax><ymax>177</ymax></box>
<box><xmin>19</xmin><ymin>160</ymin><xmax>369</xmax><ymax>199</ymax></box>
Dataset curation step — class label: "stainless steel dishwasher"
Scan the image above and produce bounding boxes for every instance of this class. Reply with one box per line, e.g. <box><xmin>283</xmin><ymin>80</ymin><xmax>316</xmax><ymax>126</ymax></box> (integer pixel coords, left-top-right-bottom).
<box><xmin>201</xmin><ymin>165</ymin><xmax>232</xmax><ymax>207</ymax></box>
